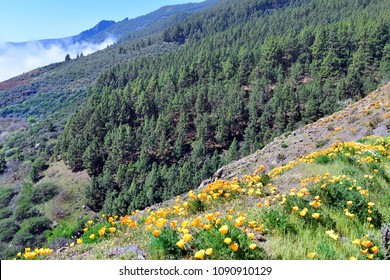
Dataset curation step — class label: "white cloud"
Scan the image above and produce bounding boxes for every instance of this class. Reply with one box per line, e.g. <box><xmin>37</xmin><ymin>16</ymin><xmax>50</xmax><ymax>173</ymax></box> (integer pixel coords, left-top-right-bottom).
<box><xmin>0</xmin><ymin>37</ymin><xmax>116</xmax><ymax>82</ymax></box>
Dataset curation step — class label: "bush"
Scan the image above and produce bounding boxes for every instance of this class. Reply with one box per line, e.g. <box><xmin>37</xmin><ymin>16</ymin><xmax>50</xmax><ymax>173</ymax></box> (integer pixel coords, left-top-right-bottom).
<box><xmin>315</xmin><ymin>154</ymin><xmax>332</xmax><ymax>165</ymax></box>
<box><xmin>30</xmin><ymin>157</ymin><xmax>49</xmax><ymax>183</ymax></box>
<box><xmin>149</xmin><ymin>227</ymin><xmax>185</xmax><ymax>260</ymax></box>
<box><xmin>0</xmin><ymin>187</ymin><xmax>14</xmax><ymax>208</ymax></box>
<box><xmin>30</xmin><ymin>182</ymin><xmax>59</xmax><ymax>204</ymax></box>
<box><xmin>12</xmin><ymin>216</ymin><xmax>51</xmax><ymax>247</ymax></box>
<box><xmin>261</xmin><ymin>209</ymin><xmax>297</xmax><ymax>234</ymax></box>
<box><xmin>0</xmin><ymin>218</ymin><xmax>20</xmax><ymax>242</ymax></box>
<box><xmin>13</xmin><ymin>202</ymin><xmax>40</xmax><ymax>222</ymax></box>
<box><xmin>0</xmin><ymin>153</ymin><xmax>6</xmax><ymax>174</ymax></box>
<box><xmin>0</xmin><ymin>242</ymin><xmax>22</xmax><ymax>260</ymax></box>
<box><xmin>0</xmin><ymin>207</ymin><xmax>12</xmax><ymax>220</ymax></box>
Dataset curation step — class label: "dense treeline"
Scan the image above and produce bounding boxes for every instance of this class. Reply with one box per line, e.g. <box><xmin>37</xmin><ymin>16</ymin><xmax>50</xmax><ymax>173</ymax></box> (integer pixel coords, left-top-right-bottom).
<box><xmin>59</xmin><ymin>0</ymin><xmax>390</xmax><ymax>215</ymax></box>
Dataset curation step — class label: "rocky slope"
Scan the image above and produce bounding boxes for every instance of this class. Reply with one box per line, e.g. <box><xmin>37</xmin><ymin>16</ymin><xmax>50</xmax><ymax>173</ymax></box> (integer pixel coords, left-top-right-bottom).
<box><xmin>213</xmin><ymin>82</ymin><xmax>390</xmax><ymax>181</ymax></box>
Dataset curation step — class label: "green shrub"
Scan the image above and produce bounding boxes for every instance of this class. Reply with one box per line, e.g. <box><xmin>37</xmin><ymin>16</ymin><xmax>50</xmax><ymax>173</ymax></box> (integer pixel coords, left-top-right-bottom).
<box><xmin>0</xmin><ymin>242</ymin><xmax>21</xmax><ymax>260</ymax></box>
<box><xmin>261</xmin><ymin>209</ymin><xmax>297</xmax><ymax>234</ymax></box>
<box><xmin>0</xmin><ymin>153</ymin><xmax>6</xmax><ymax>174</ymax></box>
<box><xmin>13</xmin><ymin>202</ymin><xmax>40</xmax><ymax>222</ymax></box>
<box><xmin>315</xmin><ymin>155</ymin><xmax>332</xmax><ymax>165</ymax></box>
<box><xmin>316</xmin><ymin>242</ymin><xmax>338</xmax><ymax>259</ymax></box>
<box><xmin>12</xmin><ymin>217</ymin><xmax>51</xmax><ymax>247</ymax></box>
<box><xmin>30</xmin><ymin>157</ymin><xmax>49</xmax><ymax>183</ymax></box>
<box><xmin>0</xmin><ymin>218</ymin><xmax>20</xmax><ymax>242</ymax></box>
<box><xmin>31</xmin><ymin>182</ymin><xmax>59</xmax><ymax>204</ymax></box>
<box><xmin>187</xmin><ymin>197</ymin><xmax>207</xmax><ymax>214</ymax></box>
<box><xmin>0</xmin><ymin>187</ymin><xmax>14</xmax><ymax>208</ymax></box>
<box><xmin>149</xmin><ymin>227</ymin><xmax>185</xmax><ymax>260</ymax></box>
<box><xmin>192</xmin><ymin>222</ymin><xmax>268</xmax><ymax>260</ymax></box>
<box><xmin>0</xmin><ymin>207</ymin><xmax>12</xmax><ymax>220</ymax></box>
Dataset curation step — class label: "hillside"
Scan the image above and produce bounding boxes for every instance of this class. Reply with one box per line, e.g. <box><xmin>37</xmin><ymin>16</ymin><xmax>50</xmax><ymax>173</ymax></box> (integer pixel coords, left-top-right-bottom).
<box><xmin>18</xmin><ymin>82</ymin><xmax>390</xmax><ymax>260</ymax></box>
<box><xmin>0</xmin><ymin>0</ymin><xmax>389</xmax><ymax>260</ymax></box>
<box><xmin>0</xmin><ymin>0</ymin><xmax>219</xmax><ymax>112</ymax></box>
<box><xmin>58</xmin><ymin>0</ymin><xmax>390</xmax><ymax>217</ymax></box>
<box><xmin>215</xmin><ymin>83</ymin><xmax>390</xmax><ymax>180</ymax></box>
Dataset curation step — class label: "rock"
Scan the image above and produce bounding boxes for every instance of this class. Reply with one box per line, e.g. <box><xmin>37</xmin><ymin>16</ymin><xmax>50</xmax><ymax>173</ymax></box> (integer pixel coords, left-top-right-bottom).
<box><xmin>107</xmin><ymin>245</ymin><xmax>146</xmax><ymax>260</ymax></box>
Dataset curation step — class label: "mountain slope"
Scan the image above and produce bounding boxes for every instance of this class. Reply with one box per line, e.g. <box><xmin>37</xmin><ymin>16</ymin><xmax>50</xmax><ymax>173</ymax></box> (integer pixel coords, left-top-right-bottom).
<box><xmin>215</xmin><ymin>83</ymin><xmax>390</xmax><ymax>181</ymax></box>
<box><xmin>58</xmin><ymin>0</ymin><xmax>390</xmax><ymax>217</ymax></box>
<box><xmin>28</xmin><ymin>82</ymin><xmax>390</xmax><ymax>260</ymax></box>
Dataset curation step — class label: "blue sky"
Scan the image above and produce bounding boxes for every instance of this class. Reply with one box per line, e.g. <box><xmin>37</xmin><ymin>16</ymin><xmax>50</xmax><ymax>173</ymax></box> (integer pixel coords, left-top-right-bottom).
<box><xmin>0</xmin><ymin>0</ymin><xmax>204</xmax><ymax>42</ymax></box>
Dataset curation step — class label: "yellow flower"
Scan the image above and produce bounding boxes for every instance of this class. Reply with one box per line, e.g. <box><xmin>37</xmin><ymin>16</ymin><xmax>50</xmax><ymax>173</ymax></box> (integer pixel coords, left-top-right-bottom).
<box><xmin>224</xmin><ymin>238</ymin><xmax>232</xmax><ymax>244</ymax></box>
<box><xmin>171</xmin><ymin>220</ymin><xmax>178</xmax><ymax>228</ymax></box>
<box><xmin>98</xmin><ymin>227</ymin><xmax>106</xmax><ymax>236</ymax></box>
<box><xmin>234</xmin><ymin>216</ymin><xmax>245</xmax><ymax>227</ymax></box>
<box><xmin>204</xmin><ymin>224</ymin><xmax>212</xmax><ymax>230</ymax></box>
<box><xmin>361</xmin><ymin>240</ymin><xmax>372</xmax><ymax>248</ymax></box>
<box><xmin>247</xmin><ymin>233</ymin><xmax>255</xmax><ymax>239</ymax></box>
<box><xmin>249</xmin><ymin>244</ymin><xmax>257</xmax><ymax>250</ymax></box>
<box><xmin>146</xmin><ymin>224</ymin><xmax>153</xmax><ymax>232</ymax></box>
<box><xmin>195</xmin><ymin>250</ymin><xmax>205</xmax><ymax>259</ymax></box>
<box><xmin>367</xmin><ymin>254</ymin><xmax>374</xmax><ymax>259</ymax></box>
<box><xmin>352</xmin><ymin>239</ymin><xmax>361</xmax><ymax>246</ymax></box>
<box><xmin>292</xmin><ymin>206</ymin><xmax>299</xmax><ymax>212</ymax></box>
<box><xmin>17</xmin><ymin>252</ymin><xmax>22</xmax><ymax>257</ymax></box>
<box><xmin>219</xmin><ymin>225</ymin><xmax>229</xmax><ymax>235</ymax></box>
<box><xmin>367</xmin><ymin>217</ymin><xmax>372</xmax><ymax>222</ymax></box>
<box><xmin>205</xmin><ymin>213</ymin><xmax>215</xmax><ymax>221</ymax></box>
<box><xmin>230</xmin><ymin>243</ymin><xmax>239</xmax><ymax>252</ymax></box>
<box><xmin>89</xmin><ymin>234</ymin><xmax>95</xmax><ymax>240</ymax></box>
<box><xmin>349</xmin><ymin>257</ymin><xmax>357</xmax><ymax>260</ymax></box>
<box><xmin>248</xmin><ymin>221</ymin><xmax>256</xmax><ymax>227</ymax></box>
<box><xmin>312</xmin><ymin>213</ymin><xmax>320</xmax><ymax>219</ymax></box>
<box><xmin>369</xmin><ymin>224</ymin><xmax>374</xmax><ymax>229</ymax></box>
<box><xmin>153</xmin><ymin>230</ymin><xmax>161</xmax><ymax>237</ymax></box>
<box><xmin>109</xmin><ymin>227</ymin><xmax>116</xmax><ymax>233</ymax></box>
<box><xmin>87</xmin><ymin>220</ymin><xmax>93</xmax><ymax>226</ymax></box>
<box><xmin>83</xmin><ymin>227</ymin><xmax>89</xmax><ymax>232</ymax></box>
<box><xmin>77</xmin><ymin>238</ymin><xmax>83</xmax><ymax>244</ymax></box>
<box><xmin>182</xmin><ymin>220</ymin><xmax>190</xmax><ymax>227</ymax></box>
<box><xmin>206</xmin><ymin>248</ymin><xmax>213</xmax><ymax>256</ymax></box>
<box><xmin>371</xmin><ymin>246</ymin><xmax>379</xmax><ymax>254</ymax></box>
<box><xmin>307</xmin><ymin>252</ymin><xmax>317</xmax><ymax>259</ymax></box>
<box><xmin>70</xmin><ymin>242</ymin><xmax>75</xmax><ymax>248</ymax></box>
<box><xmin>299</xmin><ymin>210</ymin><xmax>307</xmax><ymax>217</ymax></box>
<box><xmin>325</xmin><ymin>230</ymin><xmax>339</xmax><ymax>240</ymax></box>
<box><xmin>101</xmin><ymin>214</ymin><xmax>106</xmax><ymax>219</ymax></box>
<box><xmin>176</xmin><ymin>239</ymin><xmax>185</xmax><ymax>249</ymax></box>
<box><xmin>183</xmin><ymin>234</ymin><xmax>193</xmax><ymax>242</ymax></box>
<box><xmin>346</xmin><ymin>201</ymin><xmax>353</xmax><ymax>206</ymax></box>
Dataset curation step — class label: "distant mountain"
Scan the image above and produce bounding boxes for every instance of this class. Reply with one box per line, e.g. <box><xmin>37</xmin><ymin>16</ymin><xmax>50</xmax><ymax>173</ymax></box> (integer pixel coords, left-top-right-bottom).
<box><xmin>6</xmin><ymin>20</ymin><xmax>116</xmax><ymax>49</ymax></box>
<box><xmin>5</xmin><ymin>0</ymin><xmax>220</xmax><ymax>49</ymax></box>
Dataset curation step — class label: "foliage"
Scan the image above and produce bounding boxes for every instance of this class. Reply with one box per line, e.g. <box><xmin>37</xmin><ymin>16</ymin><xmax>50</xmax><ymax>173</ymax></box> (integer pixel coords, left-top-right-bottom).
<box><xmin>30</xmin><ymin>182</ymin><xmax>59</xmax><ymax>204</ymax></box>
<box><xmin>12</xmin><ymin>217</ymin><xmax>51</xmax><ymax>247</ymax></box>
<box><xmin>0</xmin><ymin>218</ymin><xmax>20</xmax><ymax>243</ymax></box>
<box><xmin>0</xmin><ymin>153</ymin><xmax>6</xmax><ymax>174</ymax></box>
<box><xmin>30</xmin><ymin>157</ymin><xmax>49</xmax><ymax>183</ymax></box>
<box><xmin>0</xmin><ymin>187</ymin><xmax>14</xmax><ymax>208</ymax></box>
<box><xmin>58</xmin><ymin>0</ymin><xmax>390</xmax><ymax>214</ymax></box>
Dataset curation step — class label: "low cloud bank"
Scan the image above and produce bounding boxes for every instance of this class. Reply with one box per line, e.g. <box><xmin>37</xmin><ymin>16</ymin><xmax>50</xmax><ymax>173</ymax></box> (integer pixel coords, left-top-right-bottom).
<box><xmin>0</xmin><ymin>37</ymin><xmax>115</xmax><ymax>82</ymax></box>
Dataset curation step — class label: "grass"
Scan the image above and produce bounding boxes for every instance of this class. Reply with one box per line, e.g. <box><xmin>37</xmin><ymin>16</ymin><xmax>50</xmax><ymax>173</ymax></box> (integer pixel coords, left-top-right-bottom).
<box><xmin>14</xmin><ymin>136</ymin><xmax>390</xmax><ymax>260</ymax></box>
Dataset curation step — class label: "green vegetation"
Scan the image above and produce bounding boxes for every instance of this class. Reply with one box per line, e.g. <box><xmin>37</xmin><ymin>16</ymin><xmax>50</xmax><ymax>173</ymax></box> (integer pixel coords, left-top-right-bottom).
<box><xmin>0</xmin><ymin>153</ymin><xmax>6</xmax><ymax>174</ymax></box>
<box><xmin>59</xmin><ymin>0</ymin><xmax>390</xmax><ymax>216</ymax></box>
<box><xmin>20</xmin><ymin>135</ymin><xmax>387</xmax><ymax>261</ymax></box>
